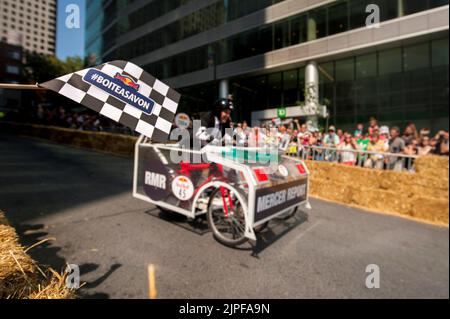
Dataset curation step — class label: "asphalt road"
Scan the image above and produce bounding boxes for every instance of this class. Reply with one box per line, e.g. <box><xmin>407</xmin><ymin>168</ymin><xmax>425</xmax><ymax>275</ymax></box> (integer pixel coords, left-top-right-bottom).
<box><xmin>0</xmin><ymin>134</ymin><xmax>448</xmax><ymax>299</ymax></box>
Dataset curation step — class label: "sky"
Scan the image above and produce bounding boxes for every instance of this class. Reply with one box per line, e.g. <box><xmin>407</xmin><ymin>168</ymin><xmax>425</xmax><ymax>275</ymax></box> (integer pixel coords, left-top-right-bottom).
<box><xmin>56</xmin><ymin>0</ymin><xmax>86</xmax><ymax>60</ymax></box>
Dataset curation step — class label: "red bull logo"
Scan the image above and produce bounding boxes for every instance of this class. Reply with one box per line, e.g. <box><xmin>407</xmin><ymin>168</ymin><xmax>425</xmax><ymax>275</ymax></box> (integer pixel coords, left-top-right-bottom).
<box><xmin>178</xmin><ymin>177</ymin><xmax>188</xmax><ymax>183</ymax></box>
<box><xmin>114</xmin><ymin>73</ymin><xmax>140</xmax><ymax>91</ymax></box>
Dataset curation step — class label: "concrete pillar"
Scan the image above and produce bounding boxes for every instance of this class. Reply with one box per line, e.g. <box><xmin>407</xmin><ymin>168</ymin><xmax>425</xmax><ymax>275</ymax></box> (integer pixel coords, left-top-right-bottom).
<box><xmin>219</xmin><ymin>79</ymin><xmax>229</xmax><ymax>99</ymax></box>
<box><xmin>305</xmin><ymin>61</ymin><xmax>319</xmax><ymax>128</ymax></box>
<box><xmin>305</xmin><ymin>61</ymin><xmax>319</xmax><ymax>105</ymax></box>
<box><xmin>398</xmin><ymin>0</ymin><xmax>404</xmax><ymax>17</ymax></box>
<box><xmin>307</xmin><ymin>17</ymin><xmax>317</xmax><ymax>42</ymax></box>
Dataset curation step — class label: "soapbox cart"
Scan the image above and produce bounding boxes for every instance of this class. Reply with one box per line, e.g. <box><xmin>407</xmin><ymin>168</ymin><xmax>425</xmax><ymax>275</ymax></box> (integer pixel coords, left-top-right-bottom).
<box><xmin>132</xmin><ymin>135</ymin><xmax>311</xmax><ymax>247</ymax></box>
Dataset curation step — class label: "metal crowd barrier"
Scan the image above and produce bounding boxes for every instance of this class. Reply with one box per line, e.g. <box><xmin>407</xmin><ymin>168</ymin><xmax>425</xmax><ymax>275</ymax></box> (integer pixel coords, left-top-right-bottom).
<box><xmin>294</xmin><ymin>145</ymin><xmax>418</xmax><ymax>172</ymax></box>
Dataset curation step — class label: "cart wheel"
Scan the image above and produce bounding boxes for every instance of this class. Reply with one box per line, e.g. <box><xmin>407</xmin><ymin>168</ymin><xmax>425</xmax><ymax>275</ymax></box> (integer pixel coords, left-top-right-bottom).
<box><xmin>207</xmin><ymin>186</ymin><xmax>248</xmax><ymax>247</ymax></box>
<box><xmin>276</xmin><ymin>207</ymin><xmax>298</xmax><ymax>220</ymax></box>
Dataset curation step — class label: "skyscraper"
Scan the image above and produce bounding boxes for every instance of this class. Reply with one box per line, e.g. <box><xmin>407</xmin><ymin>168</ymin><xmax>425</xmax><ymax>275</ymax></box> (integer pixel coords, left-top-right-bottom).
<box><xmin>0</xmin><ymin>0</ymin><xmax>57</xmax><ymax>55</ymax></box>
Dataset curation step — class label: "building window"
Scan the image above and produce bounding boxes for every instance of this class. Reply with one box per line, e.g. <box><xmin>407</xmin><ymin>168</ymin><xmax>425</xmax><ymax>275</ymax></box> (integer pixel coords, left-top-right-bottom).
<box><xmin>379</xmin><ymin>48</ymin><xmax>402</xmax><ymax>75</ymax></box>
<box><xmin>356</xmin><ymin>53</ymin><xmax>377</xmax><ymax>79</ymax></box>
<box><xmin>274</xmin><ymin>20</ymin><xmax>289</xmax><ymax>50</ymax></box>
<box><xmin>6</xmin><ymin>65</ymin><xmax>20</xmax><ymax>75</ymax></box>
<box><xmin>403</xmin><ymin>43</ymin><xmax>430</xmax><ymax>71</ymax></box>
<box><xmin>335</xmin><ymin>58</ymin><xmax>355</xmax><ymax>82</ymax></box>
<box><xmin>8</xmin><ymin>51</ymin><xmax>21</xmax><ymax>60</ymax></box>
<box><xmin>283</xmin><ymin>69</ymin><xmax>299</xmax><ymax>106</ymax></box>
<box><xmin>432</xmin><ymin>38</ymin><xmax>449</xmax><ymax>67</ymax></box>
<box><xmin>268</xmin><ymin>72</ymin><xmax>282</xmax><ymax>107</ymax></box>
<box><xmin>307</xmin><ymin>7</ymin><xmax>327</xmax><ymax>41</ymax></box>
<box><xmin>402</xmin><ymin>0</ymin><xmax>428</xmax><ymax>15</ymax></box>
<box><xmin>290</xmin><ymin>14</ymin><xmax>307</xmax><ymax>46</ymax></box>
<box><xmin>328</xmin><ymin>0</ymin><xmax>348</xmax><ymax>35</ymax></box>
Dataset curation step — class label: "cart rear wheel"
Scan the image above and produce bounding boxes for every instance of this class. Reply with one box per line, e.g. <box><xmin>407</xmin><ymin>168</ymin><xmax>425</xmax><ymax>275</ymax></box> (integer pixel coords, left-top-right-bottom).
<box><xmin>207</xmin><ymin>186</ymin><xmax>248</xmax><ymax>247</ymax></box>
<box><xmin>276</xmin><ymin>207</ymin><xmax>298</xmax><ymax>220</ymax></box>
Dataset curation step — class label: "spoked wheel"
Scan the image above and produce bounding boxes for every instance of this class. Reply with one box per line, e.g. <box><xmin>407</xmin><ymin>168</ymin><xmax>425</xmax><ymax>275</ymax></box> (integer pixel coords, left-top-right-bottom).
<box><xmin>207</xmin><ymin>186</ymin><xmax>249</xmax><ymax>247</ymax></box>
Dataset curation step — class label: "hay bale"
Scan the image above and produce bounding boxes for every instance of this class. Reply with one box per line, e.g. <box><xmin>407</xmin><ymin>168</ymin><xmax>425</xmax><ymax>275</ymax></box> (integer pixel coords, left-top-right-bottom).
<box><xmin>410</xmin><ymin>197</ymin><xmax>449</xmax><ymax>224</ymax></box>
<box><xmin>414</xmin><ymin>156</ymin><xmax>449</xmax><ymax>179</ymax></box>
<box><xmin>0</xmin><ymin>211</ymin><xmax>76</xmax><ymax>299</ymax></box>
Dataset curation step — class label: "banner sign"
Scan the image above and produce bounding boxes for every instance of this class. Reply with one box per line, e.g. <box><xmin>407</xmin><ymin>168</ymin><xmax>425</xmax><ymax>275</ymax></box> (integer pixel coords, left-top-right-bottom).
<box><xmin>39</xmin><ymin>60</ymin><xmax>180</xmax><ymax>142</ymax></box>
<box><xmin>254</xmin><ymin>178</ymin><xmax>308</xmax><ymax>222</ymax></box>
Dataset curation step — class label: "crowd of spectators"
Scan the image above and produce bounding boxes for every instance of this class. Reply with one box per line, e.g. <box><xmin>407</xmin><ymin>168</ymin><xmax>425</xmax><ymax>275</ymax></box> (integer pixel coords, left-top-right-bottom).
<box><xmin>231</xmin><ymin>117</ymin><xmax>449</xmax><ymax>171</ymax></box>
<box><xmin>30</xmin><ymin>105</ymin><xmax>449</xmax><ymax>170</ymax></box>
<box><xmin>34</xmin><ymin>105</ymin><xmax>132</xmax><ymax>134</ymax></box>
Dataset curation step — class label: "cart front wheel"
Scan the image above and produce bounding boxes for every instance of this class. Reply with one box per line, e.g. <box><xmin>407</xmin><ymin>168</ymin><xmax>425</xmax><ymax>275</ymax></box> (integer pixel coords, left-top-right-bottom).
<box><xmin>207</xmin><ymin>186</ymin><xmax>248</xmax><ymax>247</ymax></box>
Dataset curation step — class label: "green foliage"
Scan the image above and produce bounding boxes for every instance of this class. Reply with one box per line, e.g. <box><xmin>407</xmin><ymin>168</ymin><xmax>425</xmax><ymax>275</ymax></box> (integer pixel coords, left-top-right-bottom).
<box><xmin>23</xmin><ymin>53</ymin><xmax>85</xmax><ymax>84</ymax></box>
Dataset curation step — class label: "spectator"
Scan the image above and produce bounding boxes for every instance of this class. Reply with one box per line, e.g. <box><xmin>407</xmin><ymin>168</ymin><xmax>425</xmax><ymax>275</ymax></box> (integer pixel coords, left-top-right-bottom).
<box><xmin>419</xmin><ymin>127</ymin><xmax>431</xmax><ymax>139</ymax></box>
<box><xmin>356</xmin><ymin>132</ymin><xmax>370</xmax><ymax>166</ymax></box>
<box><xmin>354</xmin><ymin>123</ymin><xmax>364</xmax><ymax>137</ymax></box>
<box><xmin>404</xmin><ymin>139</ymin><xmax>419</xmax><ymax>156</ymax></box>
<box><xmin>368</xmin><ymin>117</ymin><xmax>379</xmax><ymax>136</ymax></box>
<box><xmin>323</xmin><ymin>125</ymin><xmax>340</xmax><ymax>161</ymax></box>
<box><xmin>278</xmin><ymin>125</ymin><xmax>291</xmax><ymax>151</ymax></box>
<box><xmin>406</xmin><ymin>121</ymin><xmax>420</xmax><ymax>139</ymax></box>
<box><xmin>402</xmin><ymin>125</ymin><xmax>416</xmax><ymax>146</ymax></box>
<box><xmin>387</xmin><ymin>126</ymin><xmax>405</xmax><ymax>171</ymax></box>
<box><xmin>433</xmin><ymin>130</ymin><xmax>449</xmax><ymax>156</ymax></box>
<box><xmin>379</xmin><ymin>126</ymin><xmax>390</xmax><ymax>141</ymax></box>
<box><xmin>323</xmin><ymin>126</ymin><xmax>340</xmax><ymax>148</ymax></box>
<box><xmin>365</xmin><ymin>133</ymin><xmax>388</xmax><ymax>169</ymax></box>
<box><xmin>404</xmin><ymin>138</ymin><xmax>419</xmax><ymax>171</ymax></box>
<box><xmin>234</xmin><ymin>123</ymin><xmax>247</xmax><ymax>146</ymax></box>
<box><xmin>337</xmin><ymin>129</ymin><xmax>344</xmax><ymax>143</ymax></box>
<box><xmin>417</xmin><ymin>136</ymin><xmax>433</xmax><ymax>156</ymax></box>
<box><xmin>338</xmin><ymin>133</ymin><xmax>358</xmax><ymax>166</ymax></box>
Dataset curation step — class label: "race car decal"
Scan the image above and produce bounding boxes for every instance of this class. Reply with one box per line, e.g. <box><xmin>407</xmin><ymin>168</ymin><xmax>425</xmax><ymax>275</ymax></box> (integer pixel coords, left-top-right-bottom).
<box><xmin>172</xmin><ymin>176</ymin><xmax>195</xmax><ymax>201</ymax></box>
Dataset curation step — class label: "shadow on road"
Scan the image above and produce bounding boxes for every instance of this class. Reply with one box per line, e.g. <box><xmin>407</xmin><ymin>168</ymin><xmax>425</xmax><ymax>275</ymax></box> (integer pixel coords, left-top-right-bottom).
<box><xmin>145</xmin><ymin>206</ymin><xmax>309</xmax><ymax>256</ymax></box>
<box><xmin>15</xmin><ymin>223</ymin><xmax>122</xmax><ymax>299</ymax></box>
<box><xmin>251</xmin><ymin>209</ymin><xmax>309</xmax><ymax>257</ymax></box>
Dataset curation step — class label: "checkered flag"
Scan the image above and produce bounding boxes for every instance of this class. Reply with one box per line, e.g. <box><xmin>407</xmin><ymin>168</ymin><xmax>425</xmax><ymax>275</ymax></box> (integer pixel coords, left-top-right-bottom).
<box><xmin>39</xmin><ymin>60</ymin><xmax>181</xmax><ymax>142</ymax></box>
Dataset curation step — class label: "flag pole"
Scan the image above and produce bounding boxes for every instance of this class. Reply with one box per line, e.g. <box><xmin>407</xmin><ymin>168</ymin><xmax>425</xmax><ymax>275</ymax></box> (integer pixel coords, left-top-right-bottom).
<box><xmin>0</xmin><ymin>83</ymin><xmax>46</xmax><ymax>90</ymax></box>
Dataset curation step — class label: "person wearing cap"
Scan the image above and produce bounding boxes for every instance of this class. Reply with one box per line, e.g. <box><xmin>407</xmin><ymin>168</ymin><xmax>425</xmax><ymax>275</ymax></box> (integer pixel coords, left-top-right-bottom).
<box><xmin>323</xmin><ymin>125</ymin><xmax>340</xmax><ymax>162</ymax></box>
<box><xmin>195</xmin><ymin>98</ymin><xmax>234</xmax><ymax>146</ymax></box>
<box><xmin>323</xmin><ymin>125</ymin><xmax>340</xmax><ymax>148</ymax></box>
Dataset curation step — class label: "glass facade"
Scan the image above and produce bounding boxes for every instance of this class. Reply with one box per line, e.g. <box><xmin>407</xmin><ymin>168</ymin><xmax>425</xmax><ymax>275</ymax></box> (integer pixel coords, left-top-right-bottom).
<box><xmin>141</xmin><ymin>0</ymin><xmax>449</xmax><ymax>80</ymax></box>
<box><xmin>178</xmin><ymin>38</ymin><xmax>449</xmax><ymax>131</ymax></box>
<box><xmin>86</xmin><ymin>1</ymin><xmax>449</xmax><ymax>132</ymax></box>
<box><xmin>103</xmin><ymin>0</ymin><xmax>285</xmax><ymax>58</ymax></box>
<box><xmin>85</xmin><ymin>0</ymin><xmax>104</xmax><ymax>64</ymax></box>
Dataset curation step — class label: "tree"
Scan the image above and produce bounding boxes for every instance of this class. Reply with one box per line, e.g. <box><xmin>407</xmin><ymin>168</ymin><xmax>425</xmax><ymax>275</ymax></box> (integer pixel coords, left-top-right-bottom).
<box><xmin>21</xmin><ymin>53</ymin><xmax>86</xmax><ymax>108</ymax></box>
<box><xmin>23</xmin><ymin>53</ymin><xmax>85</xmax><ymax>84</ymax></box>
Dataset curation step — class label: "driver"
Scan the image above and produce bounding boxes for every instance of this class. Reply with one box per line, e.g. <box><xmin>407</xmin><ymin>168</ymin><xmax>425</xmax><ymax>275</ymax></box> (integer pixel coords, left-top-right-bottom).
<box><xmin>195</xmin><ymin>98</ymin><xmax>234</xmax><ymax>146</ymax></box>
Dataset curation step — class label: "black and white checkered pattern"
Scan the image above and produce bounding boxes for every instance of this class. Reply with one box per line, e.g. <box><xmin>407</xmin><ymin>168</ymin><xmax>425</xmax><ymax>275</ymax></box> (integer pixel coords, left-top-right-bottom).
<box><xmin>39</xmin><ymin>60</ymin><xmax>181</xmax><ymax>142</ymax></box>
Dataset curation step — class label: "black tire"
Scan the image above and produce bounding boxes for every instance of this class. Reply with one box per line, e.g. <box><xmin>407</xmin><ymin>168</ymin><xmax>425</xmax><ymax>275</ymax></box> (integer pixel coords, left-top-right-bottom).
<box><xmin>207</xmin><ymin>187</ymin><xmax>249</xmax><ymax>247</ymax></box>
<box><xmin>276</xmin><ymin>207</ymin><xmax>298</xmax><ymax>220</ymax></box>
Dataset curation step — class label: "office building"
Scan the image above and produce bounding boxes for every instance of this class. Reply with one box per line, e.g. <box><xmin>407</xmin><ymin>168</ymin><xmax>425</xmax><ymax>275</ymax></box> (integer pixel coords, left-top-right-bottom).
<box><xmin>86</xmin><ymin>0</ymin><xmax>449</xmax><ymax>130</ymax></box>
<box><xmin>0</xmin><ymin>0</ymin><xmax>57</xmax><ymax>55</ymax></box>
